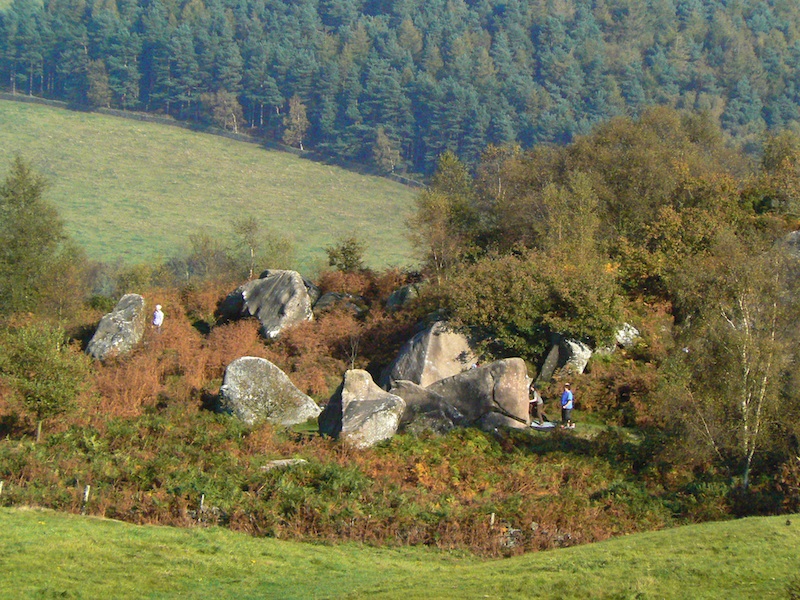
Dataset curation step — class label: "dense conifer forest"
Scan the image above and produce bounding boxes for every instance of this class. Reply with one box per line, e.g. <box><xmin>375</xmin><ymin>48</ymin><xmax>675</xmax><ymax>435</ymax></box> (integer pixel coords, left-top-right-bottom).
<box><xmin>2</xmin><ymin>0</ymin><xmax>800</xmax><ymax>172</ymax></box>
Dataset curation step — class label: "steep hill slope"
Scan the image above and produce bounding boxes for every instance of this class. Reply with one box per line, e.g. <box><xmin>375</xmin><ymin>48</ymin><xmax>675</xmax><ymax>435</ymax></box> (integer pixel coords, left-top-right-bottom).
<box><xmin>0</xmin><ymin>100</ymin><xmax>417</xmax><ymax>270</ymax></box>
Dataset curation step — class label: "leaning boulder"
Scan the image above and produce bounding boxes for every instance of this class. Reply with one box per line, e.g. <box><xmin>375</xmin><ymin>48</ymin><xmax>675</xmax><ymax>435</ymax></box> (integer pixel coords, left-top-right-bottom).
<box><xmin>86</xmin><ymin>294</ymin><xmax>147</xmax><ymax>360</ymax></box>
<box><xmin>425</xmin><ymin>358</ymin><xmax>530</xmax><ymax>430</ymax></box>
<box><xmin>219</xmin><ymin>356</ymin><xmax>321</xmax><ymax>426</ymax></box>
<box><xmin>389</xmin><ymin>380</ymin><xmax>466</xmax><ymax>434</ymax></box>
<box><xmin>380</xmin><ymin>321</ymin><xmax>477</xmax><ymax>389</ymax></box>
<box><xmin>217</xmin><ymin>270</ymin><xmax>314</xmax><ymax>338</ymax></box>
<box><xmin>319</xmin><ymin>370</ymin><xmax>405</xmax><ymax>448</ymax></box>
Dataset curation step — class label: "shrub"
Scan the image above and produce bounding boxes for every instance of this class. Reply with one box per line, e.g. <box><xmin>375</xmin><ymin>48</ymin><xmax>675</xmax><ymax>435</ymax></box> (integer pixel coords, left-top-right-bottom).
<box><xmin>0</xmin><ymin>322</ymin><xmax>92</xmax><ymax>438</ymax></box>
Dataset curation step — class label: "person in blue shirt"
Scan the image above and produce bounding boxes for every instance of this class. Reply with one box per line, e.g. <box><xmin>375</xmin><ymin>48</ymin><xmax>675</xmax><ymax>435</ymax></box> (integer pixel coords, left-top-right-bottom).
<box><xmin>560</xmin><ymin>383</ymin><xmax>574</xmax><ymax>429</ymax></box>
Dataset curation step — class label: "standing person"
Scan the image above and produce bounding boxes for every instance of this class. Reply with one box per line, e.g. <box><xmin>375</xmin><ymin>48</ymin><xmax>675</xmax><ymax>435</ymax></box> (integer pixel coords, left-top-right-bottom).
<box><xmin>152</xmin><ymin>304</ymin><xmax>164</xmax><ymax>331</ymax></box>
<box><xmin>560</xmin><ymin>383</ymin><xmax>574</xmax><ymax>429</ymax></box>
<box><xmin>529</xmin><ymin>383</ymin><xmax>546</xmax><ymax>426</ymax></box>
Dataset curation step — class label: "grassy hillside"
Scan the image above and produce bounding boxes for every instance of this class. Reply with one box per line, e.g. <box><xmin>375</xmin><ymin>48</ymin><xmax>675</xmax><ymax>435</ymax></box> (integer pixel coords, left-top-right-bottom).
<box><xmin>0</xmin><ymin>99</ymin><xmax>418</xmax><ymax>271</ymax></box>
<box><xmin>1</xmin><ymin>507</ymin><xmax>798</xmax><ymax>599</ymax></box>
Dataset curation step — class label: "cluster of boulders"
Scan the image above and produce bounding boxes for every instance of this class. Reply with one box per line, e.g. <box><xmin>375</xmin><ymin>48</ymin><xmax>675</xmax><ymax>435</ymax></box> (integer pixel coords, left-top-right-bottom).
<box><xmin>85</xmin><ymin>268</ymin><xmax>644</xmax><ymax>448</ymax></box>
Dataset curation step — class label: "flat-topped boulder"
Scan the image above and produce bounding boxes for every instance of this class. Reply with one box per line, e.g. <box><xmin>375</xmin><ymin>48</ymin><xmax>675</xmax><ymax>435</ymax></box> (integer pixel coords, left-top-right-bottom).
<box><xmin>219</xmin><ymin>356</ymin><xmax>321</xmax><ymax>426</ymax></box>
<box><xmin>380</xmin><ymin>321</ymin><xmax>477</xmax><ymax>389</ymax></box>
<box><xmin>216</xmin><ymin>270</ymin><xmax>314</xmax><ymax>338</ymax></box>
<box><xmin>86</xmin><ymin>294</ymin><xmax>147</xmax><ymax>360</ymax></box>
<box><xmin>319</xmin><ymin>370</ymin><xmax>406</xmax><ymax>448</ymax></box>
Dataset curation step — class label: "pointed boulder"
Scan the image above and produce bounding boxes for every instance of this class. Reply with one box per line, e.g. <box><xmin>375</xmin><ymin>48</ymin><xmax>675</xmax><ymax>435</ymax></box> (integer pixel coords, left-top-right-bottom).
<box><xmin>220</xmin><ymin>356</ymin><xmax>321</xmax><ymax>426</ymax></box>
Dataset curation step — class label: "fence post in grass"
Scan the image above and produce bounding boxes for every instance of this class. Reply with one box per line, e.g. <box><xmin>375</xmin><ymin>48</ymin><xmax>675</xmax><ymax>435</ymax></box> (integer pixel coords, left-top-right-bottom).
<box><xmin>200</xmin><ymin>494</ymin><xmax>205</xmax><ymax>513</ymax></box>
<box><xmin>489</xmin><ymin>512</ymin><xmax>495</xmax><ymax>528</ymax></box>
<box><xmin>81</xmin><ymin>485</ymin><xmax>91</xmax><ymax>515</ymax></box>
<box><xmin>0</xmin><ymin>481</ymin><xmax>4</xmax><ymax>497</ymax></box>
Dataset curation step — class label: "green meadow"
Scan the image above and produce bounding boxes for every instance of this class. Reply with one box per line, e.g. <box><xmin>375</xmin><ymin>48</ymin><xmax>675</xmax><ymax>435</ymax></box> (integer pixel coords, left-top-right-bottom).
<box><xmin>0</xmin><ymin>99</ymin><xmax>418</xmax><ymax>271</ymax></box>
<box><xmin>1</xmin><ymin>507</ymin><xmax>798</xmax><ymax>599</ymax></box>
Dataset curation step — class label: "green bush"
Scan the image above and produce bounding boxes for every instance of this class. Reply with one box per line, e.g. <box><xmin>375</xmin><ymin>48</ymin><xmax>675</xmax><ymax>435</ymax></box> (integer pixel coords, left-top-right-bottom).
<box><xmin>0</xmin><ymin>322</ymin><xmax>91</xmax><ymax>437</ymax></box>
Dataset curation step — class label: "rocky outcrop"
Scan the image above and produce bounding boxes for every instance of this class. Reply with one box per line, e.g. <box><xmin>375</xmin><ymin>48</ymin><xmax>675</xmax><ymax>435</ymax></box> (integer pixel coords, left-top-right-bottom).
<box><xmin>319</xmin><ymin>370</ymin><xmax>406</xmax><ymax>448</ymax></box>
<box><xmin>219</xmin><ymin>356</ymin><xmax>321</xmax><ymax>426</ymax></box>
<box><xmin>86</xmin><ymin>294</ymin><xmax>147</xmax><ymax>360</ymax></box>
<box><xmin>216</xmin><ymin>270</ymin><xmax>314</xmax><ymax>338</ymax></box>
<box><xmin>389</xmin><ymin>380</ymin><xmax>466</xmax><ymax>434</ymax></box>
<box><xmin>380</xmin><ymin>321</ymin><xmax>477</xmax><ymax>389</ymax></box>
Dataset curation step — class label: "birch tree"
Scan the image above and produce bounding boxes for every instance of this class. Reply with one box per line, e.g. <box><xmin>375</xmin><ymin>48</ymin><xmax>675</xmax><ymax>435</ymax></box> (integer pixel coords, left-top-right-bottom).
<box><xmin>680</xmin><ymin>239</ymin><xmax>800</xmax><ymax>488</ymax></box>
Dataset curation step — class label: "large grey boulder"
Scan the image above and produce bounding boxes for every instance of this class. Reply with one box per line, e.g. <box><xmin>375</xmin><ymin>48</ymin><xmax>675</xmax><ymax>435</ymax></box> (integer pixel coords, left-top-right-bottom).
<box><xmin>86</xmin><ymin>294</ymin><xmax>147</xmax><ymax>360</ymax></box>
<box><xmin>217</xmin><ymin>270</ymin><xmax>314</xmax><ymax>338</ymax></box>
<box><xmin>380</xmin><ymin>321</ymin><xmax>477</xmax><ymax>389</ymax></box>
<box><xmin>425</xmin><ymin>358</ymin><xmax>530</xmax><ymax>430</ymax></box>
<box><xmin>389</xmin><ymin>380</ymin><xmax>466</xmax><ymax>434</ymax></box>
<box><xmin>319</xmin><ymin>370</ymin><xmax>406</xmax><ymax>448</ymax></box>
<box><xmin>219</xmin><ymin>356</ymin><xmax>321</xmax><ymax>426</ymax></box>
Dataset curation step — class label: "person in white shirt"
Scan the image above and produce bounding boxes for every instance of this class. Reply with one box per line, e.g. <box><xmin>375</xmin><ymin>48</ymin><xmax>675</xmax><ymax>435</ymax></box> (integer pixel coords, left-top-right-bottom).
<box><xmin>152</xmin><ymin>304</ymin><xmax>164</xmax><ymax>330</ymax></box>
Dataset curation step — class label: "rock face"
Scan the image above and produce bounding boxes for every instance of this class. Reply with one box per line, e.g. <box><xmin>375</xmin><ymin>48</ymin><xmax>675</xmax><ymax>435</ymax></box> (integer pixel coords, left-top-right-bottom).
<box><xmin>380</xmin><ymin>321</ymin><xmax>477</xmax><ymax>389</ymax></box>
<box><xmin>219</xmin><ymin>356</ymin><xmax>321</xmax><ymax>426</ymax></box>
<box><xmin>390</xmin><ymin>358</ymin><xmax>530</xmax><ymax>432</ymax></box>
<box><xmin>86</xmin><ymin>294</ymin><xmax>147</xmax><ymax>360</ymax></box>
<box><xmin>389</xmin><ymin>380</ymin><xmax>466</xmax><ymax>434</ymax></box>
<box><xmin>427</xmin><ymin>358</ymin><xmax>530</xmax><ymax>430</ymax></box>
<box><xmin>217</xmin><ymin>270</ymin><xmax>314</xmax><ymax>338</ymax></box>
<box><xmin>319</xmin><ymin>370</ymin><xmax>406</xmax><ymax>448</ymax></box>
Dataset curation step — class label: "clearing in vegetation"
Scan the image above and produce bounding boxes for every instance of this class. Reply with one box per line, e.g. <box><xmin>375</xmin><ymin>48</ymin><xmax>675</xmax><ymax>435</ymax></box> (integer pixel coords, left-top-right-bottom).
<box><xmin>1</xmin><ymin>507</ymin><xmax>798</xmax><ymax>599</ymax></box>
<box><xmin>0</xmin><ymin>99</ymin><xmax>417</xmax><ymax>270</ymax></box>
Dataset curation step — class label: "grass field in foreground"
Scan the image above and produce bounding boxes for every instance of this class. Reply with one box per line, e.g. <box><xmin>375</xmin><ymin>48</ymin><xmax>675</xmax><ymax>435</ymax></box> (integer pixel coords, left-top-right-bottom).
<box><xmin>0</xmin><ymin>99</ymin><xmax>418</xmax><ymax>271</ymax></box>
<box><xmin>1</xmin><ymin>508</ymin><xmax>798</xmax><ymax>599</ymax></box>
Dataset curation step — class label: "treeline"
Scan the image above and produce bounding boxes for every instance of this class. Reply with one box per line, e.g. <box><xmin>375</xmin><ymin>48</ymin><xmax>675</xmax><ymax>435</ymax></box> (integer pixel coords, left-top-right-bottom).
<box><xmin>3</xmin><ymin>0</ymin><xmax>800</xmax><ymax>173</ymax></box>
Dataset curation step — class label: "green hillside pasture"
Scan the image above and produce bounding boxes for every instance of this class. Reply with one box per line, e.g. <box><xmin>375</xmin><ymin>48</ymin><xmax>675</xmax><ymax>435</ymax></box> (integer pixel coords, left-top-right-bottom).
<box><xmin>1</xmin><ymin>508</ymin><xmax>798</xmax><ymax>599</ymax></box>
<box><xmin>0</xmin><ymin>99</ymin><xmax>418</xmax><ymax>270</ymax></box>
